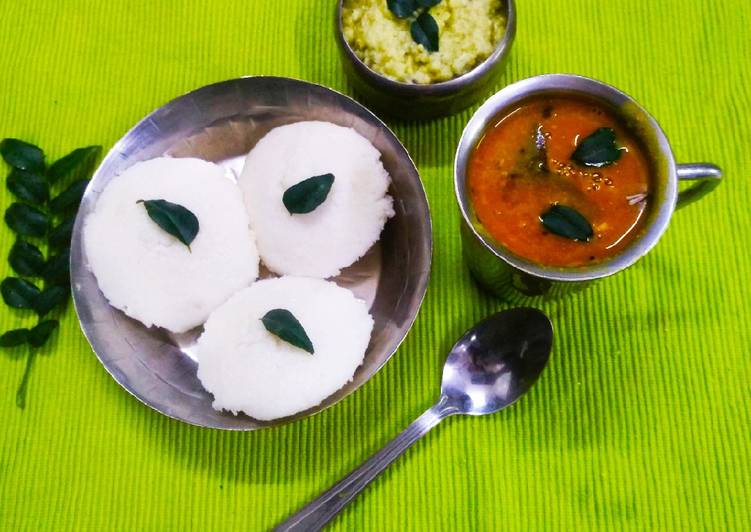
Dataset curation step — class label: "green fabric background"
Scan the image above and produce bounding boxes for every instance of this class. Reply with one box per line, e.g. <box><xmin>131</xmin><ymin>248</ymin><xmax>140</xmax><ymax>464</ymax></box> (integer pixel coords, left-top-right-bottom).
<box><xmin>1</xmin><ymin>0</ymin><xmax>749</xmax><ymax>530</ymax></box>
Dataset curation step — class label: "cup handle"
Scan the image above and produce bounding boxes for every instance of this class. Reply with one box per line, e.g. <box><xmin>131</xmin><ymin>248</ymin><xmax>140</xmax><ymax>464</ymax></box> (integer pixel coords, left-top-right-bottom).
<box><xmin>676</xmin><ymin>163</ymin><xmax>723</xmax><ymax>209</ymax></box>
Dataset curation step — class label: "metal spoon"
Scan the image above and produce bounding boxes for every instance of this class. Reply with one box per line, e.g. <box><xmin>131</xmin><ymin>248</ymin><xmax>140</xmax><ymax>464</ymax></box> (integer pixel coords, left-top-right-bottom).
<box><xmin>276</xmin><ymin>308</ymin><xmax>554</xmax><ymax>531</ymax></box>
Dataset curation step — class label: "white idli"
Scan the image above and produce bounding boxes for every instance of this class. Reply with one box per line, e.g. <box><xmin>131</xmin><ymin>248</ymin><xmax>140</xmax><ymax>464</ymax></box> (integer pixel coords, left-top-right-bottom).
<box><xmin>84</xmin><ymin>157</ymin><xmax>259</xmax><ymax>333</ymax></box>
<box><xmin>196</xmin><ymin>276</ymin><xmax>373</xmax><ymax>420</ymax></box>
<box><xmin>238</xmin><ymin>121</ymin><xmax>394</xmax><ymax>278</ymax></box>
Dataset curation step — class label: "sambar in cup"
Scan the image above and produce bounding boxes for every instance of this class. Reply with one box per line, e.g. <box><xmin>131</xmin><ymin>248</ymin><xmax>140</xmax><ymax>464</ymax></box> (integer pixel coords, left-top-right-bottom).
<box><xmin>454</xmin><ymin>74</ymin><xmax>722</xmax><ymax>300</ymax></box>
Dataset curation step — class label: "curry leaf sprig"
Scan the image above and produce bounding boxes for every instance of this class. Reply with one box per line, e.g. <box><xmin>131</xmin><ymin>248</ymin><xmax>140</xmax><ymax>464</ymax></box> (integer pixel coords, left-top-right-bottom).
<box><xmin>387</xmin><ymin>0</ymin><xmax>442</xmax><ymax>53</ymax></box>
<box><xmin>0</xmin><ymin>138</ymin><xmax>101</xmax><ymax>408</ymax></box>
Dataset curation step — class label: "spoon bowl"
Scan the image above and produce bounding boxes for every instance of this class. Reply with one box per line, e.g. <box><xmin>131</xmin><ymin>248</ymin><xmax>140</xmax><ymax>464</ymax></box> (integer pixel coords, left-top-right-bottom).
<box><xmin>278</xmin><ymin>308</ymin><xmax>553</xmax><ymax>530</ymax></box>
<box><xmin>442</xmin><ymin>308</ymin><xmax>554</xmax><ymax>415</ymax></box>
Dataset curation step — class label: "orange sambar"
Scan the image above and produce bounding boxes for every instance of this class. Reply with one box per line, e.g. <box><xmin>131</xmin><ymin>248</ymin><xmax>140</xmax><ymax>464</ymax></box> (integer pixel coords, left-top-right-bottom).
<box><xmin>468</xmin><ymin>96</ymin><xmax>651</xmax><ymax>268</ymax></box>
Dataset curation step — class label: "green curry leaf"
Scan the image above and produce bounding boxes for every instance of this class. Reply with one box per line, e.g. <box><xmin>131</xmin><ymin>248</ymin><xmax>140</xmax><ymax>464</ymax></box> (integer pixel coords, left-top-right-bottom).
<box><xmin>41</xmin><ymin>249</ymin><xmax>70</xmax><ymax>286</ymax></box>
<box><xmin>28</xmin><ymin>320</ymin><xmax>59</xmax><ymax>348</ymax></box>
<box><xmin>0</xmin><ymin>139</ymin><xmax>45</xmax><ymax>172</ymax></box>
<box><xmin>282</xmin><ymin>173</ymin><xmax>335</xmax><ymax>214</ymax></box>
<box><xmin>9</xmin><ymin>240</ymin><xmax>45</xmax><ymax>277</ymax></box>
<box><xmin>33</xmin><ymin>286</ymin><xmax>68</xmax><ymax>317</ymax></box>
<box><xmin>48</xmin><ymin>218</ymin><xmax>75</xmax><ymax>250</ymax></box>
<box><xmin>47</xmin><ymin>146</ymin><xmax>101</xmax><ymax>184</ymax></box>
<box><xmin>4</xmin><ymin>203</ymin><xmax>50</xmax><ymax>237</ymax></box>
<box><xmin>540</xmin><ymin>204</ymin><xmax>594</xmax><ymax>242</ymax></box>
<box><xmin>410</xmin><ymin>12</ymin><xmax>439</xmax><ymax>52</ymax></box>
<box><xmin>138</xmin><ymin>199</ymin><xmax>199</xmax><ymax>250</ymax></box>
<box><xmin>0</xmin><ymin>328</ymin><xmax>30</xmax><ymax>348</ymax></box>
<box><xmin>7</xmin><ymin>169</ymin><xmax>50</xmax><ymax>204</ymax></box>
<box><xmin>261</xmin><ymin>308</ymin><xmax>314</xmax><ymax>354</ymax></box>
<box><xmin>387</xmin><ymin>0</ymin><xmax>418</xmax><ymax>18</ymax></box>
<box><xmin>49</xmin><ymin>179</ymin><xmax>89</xmax><ymax>214</ymax></box>
<box><xmin>1</xmin><ymin>277</ymin><xmax>41</xmax><ymax>309</ymax></box>
<box><xmin>571</xmin><ymin>127</ymin><xmax>622</xmax><ymax>167</ymax></box>
<box><xmin>416</xmin><ymin>0</ymin><xmax>442</xmax><ymax>7</ymax></box>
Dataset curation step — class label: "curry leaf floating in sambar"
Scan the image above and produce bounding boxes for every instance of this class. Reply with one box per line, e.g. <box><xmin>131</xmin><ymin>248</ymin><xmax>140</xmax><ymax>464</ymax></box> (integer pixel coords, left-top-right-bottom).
<box><xmin>283</xmin><ymin>173</ymin><xmax>335</xmax><ymax>214</ymax></box>
<box><xmin>137</xmin><ymin>199</ymin><xmax>199</xmax><ymax>250</ymax></box>
<box><xmin>571</xmin><ymin>127</ymin><xmax>621</xmax><ymax>168</ymax></box>
<box><xmin>261</xmin><ymin>308</ymin><xmax>315</xmax><ymax>354</ymax></box>
<box><xmin>540</xmin><ymin>204</ymin><xmax>594</xmax><ymax>242</ymax></box>
<box><xmin>411</xmin><ymin>12</ymin><xmax>439</xmax><ymax>52</ymax></box>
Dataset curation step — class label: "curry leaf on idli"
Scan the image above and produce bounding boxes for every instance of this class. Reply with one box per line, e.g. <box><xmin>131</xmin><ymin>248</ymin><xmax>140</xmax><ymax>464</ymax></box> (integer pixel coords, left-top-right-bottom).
<box><xmin>282</xmin><ymin>173</ymin><xmax>335</xmax><ymax>214</ymax></box>
<box><xmin>4</xmin><ymin>203</ymin><xmax>50</xmax><ymax>238</ymax></box>
<box><xmin>47</xmin><ymin>146</ymin><xmax>101</xmax><ymax>184</ymax></box>
<box><xmin>9</xmin><ymin>240</ymin><xmax>46</xmax><ymax>277</ymax></box>
<box><xmin>49</xmin><ymin>179</ymin><xmax>89</xmax><ymax>214</ymax></box>
<box><xmin>1</xmin><ymin>277</ymin><xmax>41</xmax><ymax>309</ymax></box>
<box><xmin>7</xmin><ymin>169</ymin><xmax>49</xmax><ymax>204</ymax></box>
<box><xmin>0</xmin><ymin>139</ymin><xmax>45</xmax><ymax>173</ymax></box>
<box><xmin>28</xmin><ymin>320</ymin><xmax>59</xmax><ymax>348</ymax></box>
<box><xmin>138</xmin><ymin>199</ymin><xmax>199</xmax><ymax>250</ymax></box>
<box><xmin>33</xmin><ymin>286</ymin><xmax>69</xmax><ymax>317</ymax></box>
<box><xmin>261</xmin><ymin>308</ymin><xmax>314</xmax><ymax>354</ymax></box>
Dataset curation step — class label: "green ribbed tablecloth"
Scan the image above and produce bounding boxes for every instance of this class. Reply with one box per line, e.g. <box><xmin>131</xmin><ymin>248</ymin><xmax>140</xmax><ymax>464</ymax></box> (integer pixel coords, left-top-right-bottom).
<box><xmin>1</xmin><ymin>1</ymin><xmax>749</xmax><ymax>530</ymax></box>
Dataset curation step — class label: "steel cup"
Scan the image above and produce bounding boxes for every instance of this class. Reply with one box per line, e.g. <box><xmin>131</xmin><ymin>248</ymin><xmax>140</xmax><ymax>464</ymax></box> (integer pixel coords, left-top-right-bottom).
<box><xmin>454</xmin><ymin>74</ymin><xmax>722</xmax><ymax>301</ymax></box>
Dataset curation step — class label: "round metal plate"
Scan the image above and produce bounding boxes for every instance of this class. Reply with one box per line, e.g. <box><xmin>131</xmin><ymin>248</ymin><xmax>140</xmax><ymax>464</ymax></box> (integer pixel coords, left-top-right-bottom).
<box><xmin>71</xmin><ymin>76</ymin><xmax>432</xmax><ymax>430</ymax></box>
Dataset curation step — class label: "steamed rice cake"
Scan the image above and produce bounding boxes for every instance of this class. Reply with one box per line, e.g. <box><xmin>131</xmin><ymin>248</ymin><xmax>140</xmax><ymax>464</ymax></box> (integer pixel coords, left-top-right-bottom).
<box><xmin>238</xmin><ymin>121</ymin><xmax>394</xmax><ymax>278</ymax></box>
<box><xmin>83</xmin><ymin>157</ymin><xmax>259</xmax><ymax>333</ymax></box>
<box><xmin>196</xmin><ymin>276</ymin><xmax>374</xmax><ymax>420</ymax></box>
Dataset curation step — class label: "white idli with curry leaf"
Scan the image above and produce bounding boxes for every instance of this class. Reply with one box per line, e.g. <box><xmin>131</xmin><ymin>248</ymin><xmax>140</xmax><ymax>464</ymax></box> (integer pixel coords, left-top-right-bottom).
<box><xmin>195</xmin><ymin>276</ymin><xmax>374</xmax><ymax>420</ymax></box>
<box><xmin>239</xmin><ymin>121</ymin><xmax>394</xmax><ymax>278</ymax></box>
<box><xmin>83</xmin><ymin>157</ymin><xmax>259</xmax><ymax>333</ymax></box>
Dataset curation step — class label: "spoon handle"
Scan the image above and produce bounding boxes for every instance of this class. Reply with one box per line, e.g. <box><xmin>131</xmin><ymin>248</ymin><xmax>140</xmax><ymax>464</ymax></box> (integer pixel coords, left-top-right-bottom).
<box><xmin>275</xmin><ymin>399</ymin><xmax>457</xmax><ymax>531</ymax></box>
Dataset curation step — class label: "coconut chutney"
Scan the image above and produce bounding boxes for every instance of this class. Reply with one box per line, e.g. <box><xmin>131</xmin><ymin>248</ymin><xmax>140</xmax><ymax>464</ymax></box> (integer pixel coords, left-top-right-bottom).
<box><xmin>342</xmin><ymin>0</ymin><xmax>506</xmax><ymax>84</ymax></box>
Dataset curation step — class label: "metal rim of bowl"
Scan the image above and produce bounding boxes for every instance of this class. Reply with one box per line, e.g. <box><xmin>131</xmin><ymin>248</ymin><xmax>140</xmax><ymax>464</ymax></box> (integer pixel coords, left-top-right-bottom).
<box><xmin>336</xmin><ymin>0</ymin><xmax>517</xmax><ymax>94</ymax></box>
<box><xmin>71</xmin><ymin>76</ymin><xmax>433</xmax><ymax>430</ymax></box>
<box><xmin>454</xmin><ymin>73</ymin><xmax>677</xmax><ymax>283</ymax></box>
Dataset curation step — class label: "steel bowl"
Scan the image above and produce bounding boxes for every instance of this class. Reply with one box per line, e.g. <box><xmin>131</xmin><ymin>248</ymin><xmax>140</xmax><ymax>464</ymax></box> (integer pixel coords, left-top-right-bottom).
<box><xmin>336</xmin><ymin>0</ymin><xmax>517</xmax><ymax>120</ymax></box>
<box><xmin>71</xmin><ymin>76</ymin><xmax>432</xmax><ymax>430</ymax></box>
